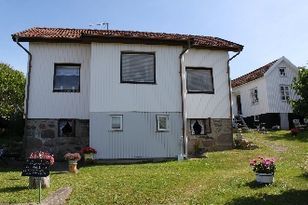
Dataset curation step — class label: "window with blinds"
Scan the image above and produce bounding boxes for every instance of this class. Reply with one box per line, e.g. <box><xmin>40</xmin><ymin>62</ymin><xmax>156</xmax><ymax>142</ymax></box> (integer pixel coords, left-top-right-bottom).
<box><xmin>121</xmin><ymin>52</ymin><xmax>156</xmax><ymax>84</ymax></box>
<box><xmin>186</xmin><ymin>67</ymin><xmax>214</xmax><ymax>93</ymax></box>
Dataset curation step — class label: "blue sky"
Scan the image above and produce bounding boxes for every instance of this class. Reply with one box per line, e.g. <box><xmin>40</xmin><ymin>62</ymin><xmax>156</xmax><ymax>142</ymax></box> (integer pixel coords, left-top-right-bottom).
<box><xmin>0</xmin><ymin>0</ymin><xmax>307</xmax><ymax>78</ymax></box>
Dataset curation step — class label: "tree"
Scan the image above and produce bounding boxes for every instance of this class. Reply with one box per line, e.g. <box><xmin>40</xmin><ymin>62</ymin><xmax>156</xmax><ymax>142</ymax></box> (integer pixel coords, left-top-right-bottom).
<box><xmin>0</xmin><ymin>63</ymin><xmax>26</xmax><ymax>120</ymax></box>
<box><xmin>290</xmin><ymin>66</ymin><xmax>308</xmax><ymax>118</ymax></box>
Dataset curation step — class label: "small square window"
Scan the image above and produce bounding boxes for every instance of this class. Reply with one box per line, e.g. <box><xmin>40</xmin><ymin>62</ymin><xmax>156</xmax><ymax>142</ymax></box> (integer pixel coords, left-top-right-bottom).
<box><xmin>111</xmin><ymin>115</ymin><xmax>123</xmax><ymax>131</ymax></box>
<box><xmin>54</xmin><ymin>64</ymin><xmax>80</xmax><ymax>92</ymax></box>
<box><xmin>190</xmin><ymin>119</ymin><xmax>211</xmax><ymax>135</ymax></box>
<box><xmin>156</xmin><ymin>115</ymin><xmax>169</xmax><ymax>131</ymax></box>
<box><xmin>279</xmin><ymin>67</ymin><xmax>286</xmax><ymax>77</ymax></box>
<box><xmin>59</xmin><ymin>119</ymin><xmax>75</xmax><ymax>137</ymax></box>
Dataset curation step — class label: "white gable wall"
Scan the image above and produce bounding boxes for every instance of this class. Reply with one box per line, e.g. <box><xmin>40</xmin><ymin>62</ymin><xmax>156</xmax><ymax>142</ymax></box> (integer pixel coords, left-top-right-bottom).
<box><xmin>232</xmin><ymin>77</ymin><xmax>269</xmax><ymax>117</ymax></box>
<box><xmin>265</xmin><ymin>60</ymin><xmax>298</xmax><ymax>113</ymax></box>
<box><xmin>28</xmin><ymin>43</ymin><xmax>91</xmax><ymax>119</ymax></box>
<box><xmin>184</xmin><ymin>49</ymin><xmax>230</xmax><ymax>118</ymax></box>
<box><xmin>90</xmin><ymin>43</ymin><xmax>183</xmax><ymax>112</ymax></box>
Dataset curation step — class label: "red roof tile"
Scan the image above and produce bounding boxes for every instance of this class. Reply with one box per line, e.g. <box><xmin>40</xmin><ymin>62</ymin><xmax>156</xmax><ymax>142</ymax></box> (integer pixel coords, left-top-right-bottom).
<box><xmin>231</xmin><ymin>59</ymin><xmax>279</xmax><ymax>88</ymax></box>
<box><xmin>12</xmin><ymin>27</ymin><xmax>243</xmax><ymax>52</ymax></box>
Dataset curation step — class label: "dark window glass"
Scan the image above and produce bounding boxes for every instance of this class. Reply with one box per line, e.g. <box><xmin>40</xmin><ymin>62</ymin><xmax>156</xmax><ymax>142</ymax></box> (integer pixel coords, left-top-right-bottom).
<box><xmin>58</xmin><ymin>119</ymin><xmax>75</xmax><ymax>137</ymax></box>
<box><xmin>190</xmin><ymin>119</ymin><xmax>211</xmax><ymax>135</ymax></box>
<box><xmin>54</xmin><ymin>64</ymin><xmax>80</xmax><ymax>92</ymax></box>
<box><xmin>186</xmin><ymin>68</ymin><xmax>214</xmax><ymax>93</ymax></box>
<box><xmin>121</xmin><ymin>52</ymin><xmax>155</xmax><ymax>83</ymax></box>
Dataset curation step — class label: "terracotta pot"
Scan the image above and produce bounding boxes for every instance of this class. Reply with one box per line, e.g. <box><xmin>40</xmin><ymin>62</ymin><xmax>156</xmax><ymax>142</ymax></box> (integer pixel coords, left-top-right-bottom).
<box><xmin>256</xmin><ymin>173</ymin><xmax>274</xmax><ymax>184</ymax></box>
<box><xmin>68</xmin><ymin>160</ymin><xmax>78</xmax><ymax>173</ymax></box>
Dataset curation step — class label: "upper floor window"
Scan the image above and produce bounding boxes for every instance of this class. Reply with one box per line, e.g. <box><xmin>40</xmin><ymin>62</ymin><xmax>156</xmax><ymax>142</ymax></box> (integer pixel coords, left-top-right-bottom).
<box><xmin>186</xmin><ymin>67</ymin><xmax>214</xmax><ymax>93</ymax></box>
<box><xmin>53</xmin><ymin>64</ymin><xmax>80</xmax><ymax>92</ymax></box>
<box><xmin>279</xmin><ymin>67</ymin><xmax>286</xmax><ymax>77</ymax></box>
<box><xmin>250</xmin><ymin>87</ymin><xmax>259</xmax><ymax>105</ymax></box>
<box><xmin>121</xmin><ymin>52</ymin><xmax>155</xmax><ymax>84</ymax></box>
<box><xmin>280</xmin><ymin>85</ymin><xmax>290</xmax><ymax>101</ymax></box>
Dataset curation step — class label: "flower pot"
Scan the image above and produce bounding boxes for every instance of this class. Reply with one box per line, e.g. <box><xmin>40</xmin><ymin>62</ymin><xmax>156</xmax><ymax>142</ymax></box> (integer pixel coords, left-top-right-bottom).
<box><xmin>256</xmin><ymin>173</ymin><xmax>274</xmax><ymax>184</ymax></box>
<box><xmin>68</xmin><ymin>160</ymin><xmax>78</xmax><ymax>173</ymax></box>
<box><xmin>29</xmin><ymin>176</ymin><xmax>50</xmax><ymax>189</ymax></box>
<box><xmin>84</xmin><ymin>153</ymin><xmax>94</xmax><ymax>161</ymax></box>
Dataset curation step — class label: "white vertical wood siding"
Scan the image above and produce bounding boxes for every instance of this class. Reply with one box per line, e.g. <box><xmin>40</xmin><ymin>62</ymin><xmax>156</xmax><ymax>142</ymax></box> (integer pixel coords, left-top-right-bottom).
<box><xmin>183</xmin><ymin>49</ymin><xmax>230</xmax><ymax>118</ymax></box>
<box><xmin>90</xmin><ymin>43</ymin><xmax>182</xmax><ymax>112</ymax></box>
<box><xmin>232</xmin><ymin>77</ymin><xmax>269</xmax><ymax>117</ymax></box>
<box><xmin>28</xmin><ymin>43</ymin><xmax>90</xmax><ymax>119</ymax></box>
<box><xmin>265</xmin><ymin>61</ymin><xmax>298</xmax><ymax>113</ymax></box>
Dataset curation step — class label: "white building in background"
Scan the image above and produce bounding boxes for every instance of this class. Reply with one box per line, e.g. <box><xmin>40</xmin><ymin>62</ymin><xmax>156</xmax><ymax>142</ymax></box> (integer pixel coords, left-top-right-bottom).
<box><xmin>231</xmin><ymin>56</ymin><xmax>300</xmax><ymax>130</ymax></box>
<box><xmin>13</xmin><ymin>27</ymin><xmax>243</xmax><ymax>159</ymax></box>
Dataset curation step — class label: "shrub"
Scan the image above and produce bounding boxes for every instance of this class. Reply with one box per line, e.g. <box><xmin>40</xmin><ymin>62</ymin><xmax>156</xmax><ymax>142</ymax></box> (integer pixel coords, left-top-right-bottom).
<box><xmin>291</xmin><ymin>128</ymin><xmax>300</xmax><ymax>136</ymax></box>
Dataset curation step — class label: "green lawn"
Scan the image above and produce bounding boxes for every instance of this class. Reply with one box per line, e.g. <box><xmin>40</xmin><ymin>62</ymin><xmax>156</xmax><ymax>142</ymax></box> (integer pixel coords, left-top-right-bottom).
<box><xmin>0</xmin><ymin>131</ymin><xmax>307</xmax><ymax>204</ymax></box>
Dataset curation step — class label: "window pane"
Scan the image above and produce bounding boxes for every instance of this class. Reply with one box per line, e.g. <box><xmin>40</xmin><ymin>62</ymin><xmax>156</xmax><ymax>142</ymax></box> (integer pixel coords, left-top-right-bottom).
<box><xmin>59</xmin><ymin>120</ymin><xmax>75</xmax><ymax>137</ymax></box>
<box><xmin>121</xmin><ymin>53</ymin><xmax>155</xmax><ymax>83</ymax></box>
<box><xmin>158</xmin><ymin>116</ymin><xmax>167</xmax><ymax>130</ymax></box>
<box><xmin>54</xmin><ymin>64</ymin><xmax>80</xmax><ymax>92</ymax></box>
<box><xmin>112</xmin><ymin>116</ymin><xmax>122</xmax><ymax>130</ymax></box>
<box><xmin>186</xmin><ymin>69</ymin><xmax>213</xmax><ymax>92</ymax></box>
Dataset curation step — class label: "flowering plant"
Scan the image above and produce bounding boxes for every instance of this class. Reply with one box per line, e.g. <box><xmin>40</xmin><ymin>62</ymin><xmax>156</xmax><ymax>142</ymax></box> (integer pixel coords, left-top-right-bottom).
<box><xmin>29</xmin><ymin>151</ymin><xmax>55</xmax><ymax>166</ymax></box>
<box><xmin>250</xmin><ymin>156</ymin><xmax>276</xmax><ymax>174</ymax></box>
<box><xmin>80</xmin><ymin>146</ymin><xmax>97</xmax><ymax>154</ymax></box>
<box><xmin>64</xmin><ymin>152</ymin><xmax>81</xmax><ymax>161</ymax></box>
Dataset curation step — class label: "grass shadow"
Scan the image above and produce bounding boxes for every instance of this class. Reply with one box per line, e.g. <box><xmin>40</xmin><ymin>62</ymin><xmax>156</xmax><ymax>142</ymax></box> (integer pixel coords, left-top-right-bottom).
<box><xmin>245</xmin><ymin>181</ymin><xmax>273</xmax><ymax>189</ymax></box>
<box><xmin>265</xmin><ymin>131</ymin><xmax>308</xmax><ymax>142</ymax></box>
<box><xmin>0</xmin><ymin>185</ymin><xmax>28</xmax><ymax>193</ymax></box>
<box><xmin>226</xmin><ymin>189</ymin><xmax>308</xmax><ymax>205</ymax></box>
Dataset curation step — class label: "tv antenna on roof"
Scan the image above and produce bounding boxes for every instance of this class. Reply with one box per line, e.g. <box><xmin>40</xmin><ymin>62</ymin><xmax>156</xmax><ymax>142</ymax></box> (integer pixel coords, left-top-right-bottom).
<box><xmin>89</xmin><ymin>22</ymin><xmax>109</xmax><ymax>30</ymax></box>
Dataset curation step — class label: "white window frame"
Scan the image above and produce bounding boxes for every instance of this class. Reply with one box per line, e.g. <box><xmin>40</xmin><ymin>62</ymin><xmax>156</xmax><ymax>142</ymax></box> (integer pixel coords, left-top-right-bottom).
<box><xmin>250</xmin><ymin>87</ymin><xmax>259</xmax><ymax>105</ymax></box>
<box><xmin>280</xmin><ymin>85</ymin><xmax>290</xmax><ymax>102</ymax></box>
<box><xmin>111</xmin><ymin>115</ymin><xmax>123</xmax><ymax>131</ymax></box>
<box><xmin>279</xmin><ymin>67</ymin><xmax>286</xmax><ymax>77</ymax></box>
<box><xmin>156</xmin><ymin>115</ymin><xmax>169</xmax><ymax>132</ymax></box>
<box><xmin>254</xmin><ymin>115</ymin><xmax>260</xmax><ymax>122</ymax></box>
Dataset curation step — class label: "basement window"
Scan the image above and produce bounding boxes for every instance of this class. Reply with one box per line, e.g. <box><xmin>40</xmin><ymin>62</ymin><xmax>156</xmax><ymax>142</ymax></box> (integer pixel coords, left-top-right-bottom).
<box><xmin>156</xmin><ymin>115</ymin><xmax>169</xmax><ymax>131</ymax></box>
<box><xmin>121</xmin><ymin>52</ymin><xmax>155</xmax><ymax>84</ymax></box>
<box><xmin>190</xmin><ymin>119</ymin><xmax>211</xmax><ymax>135</ymax></box>
<box><xmin>58</xmin><ymin>119</ymin><xmax>75</xmax><ymax>137</ymax></box>
<box><xmin>111</xmin><ymin>115</ymin><xmax>123</xmax><ymax>131</ymax></box>
<box><xmin>53</xmin><ymin>64</ymin><xmax>80</xmax><ymax>92</ymax></box>
<box><xmin>250</xmin><ymin>88</ymin><xmax>259</xmax><ymax>105</ymax></box>
<box><xmin>186</xmin><ymin>67</ymin><xmax>214</xmax><ymax>93</ymax></box>
<box><xmin>254</xmin><ymin>115</ymin><xmax>260</xmax><ymax>122</ymax></box>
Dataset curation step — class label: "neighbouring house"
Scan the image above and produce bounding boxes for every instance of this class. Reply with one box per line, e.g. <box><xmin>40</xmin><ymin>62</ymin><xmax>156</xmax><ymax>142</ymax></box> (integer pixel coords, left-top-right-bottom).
<box><xmin>231</xmin><ymin>56</ymin><xmax>301</xmax><ymax>130</ymax></box>
<box><xmin>12</xmin><ymin>27</ymin><xmax>243</xmax><ymax>159</ymax></box>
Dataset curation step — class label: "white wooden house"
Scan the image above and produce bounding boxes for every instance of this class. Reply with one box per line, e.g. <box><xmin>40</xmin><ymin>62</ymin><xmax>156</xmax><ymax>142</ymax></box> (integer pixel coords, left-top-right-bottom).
<box><xmin>12</xmin><ymin>27</ymin><xmax>243</xmax><ymax>159</ymax></box>
<box><xmin>231</xmin><ymin>57</ymin><xmax>300</xmax><ymax>130</ymax></box>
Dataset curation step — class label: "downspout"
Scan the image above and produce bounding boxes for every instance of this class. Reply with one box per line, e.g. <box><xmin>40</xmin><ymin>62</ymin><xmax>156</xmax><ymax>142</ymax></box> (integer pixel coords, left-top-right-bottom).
<box><xmin>14</xmin><ymin>36</ymin><xmax>32</xmax><ymax>119</ymax></box>
<box><xmin>227</xmin><ymin>51</ymin><xmax>241</xmax><ymax>137</ymax></box>
<box><xmin>179</xmin><ymin>39</ymin><xmax>192</xmax><ymax>158</ymax></box>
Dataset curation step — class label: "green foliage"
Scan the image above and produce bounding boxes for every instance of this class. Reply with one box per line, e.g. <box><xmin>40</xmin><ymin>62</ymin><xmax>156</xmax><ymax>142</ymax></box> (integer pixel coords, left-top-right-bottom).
<box><xmin>0</xmin><ymin>131</ymin><xmax>307</xmax><ymax>204</ymax></box>
<box><xmin>291</xmin><ymin>67</ymin><xmax>308</xmax><ymax>117</ymax></box>
<box><xmin>0</xmin><ymin>63</ymin><xmax>25</xmax><ymax>119</ymax></box>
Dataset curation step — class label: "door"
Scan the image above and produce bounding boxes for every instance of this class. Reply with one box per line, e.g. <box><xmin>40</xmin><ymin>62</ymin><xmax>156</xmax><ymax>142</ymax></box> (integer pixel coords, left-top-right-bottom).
<box><xmin>236</xmin><ymin>95</ymin><xmax>242</xmax><ymax>115</ymax></box>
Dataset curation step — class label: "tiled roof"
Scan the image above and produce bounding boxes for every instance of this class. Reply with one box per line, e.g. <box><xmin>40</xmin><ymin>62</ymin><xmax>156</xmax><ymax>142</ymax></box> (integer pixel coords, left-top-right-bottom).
<box><xmin>12</xmin><ymin>27</ymin><xmax>243</xmax><ymax>52</ymax></box>
<box><xmin>231</xmin><ymin>59</ymin><xmax>279</xmax><ymax>88</ymax></box>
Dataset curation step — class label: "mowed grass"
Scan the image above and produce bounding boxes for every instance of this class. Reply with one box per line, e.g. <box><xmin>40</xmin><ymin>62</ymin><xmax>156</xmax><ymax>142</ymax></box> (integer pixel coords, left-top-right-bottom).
<box><xmin>0</xmin><ymin>131</ymin><xmax>307</xmax><ymax>204</ymax></box>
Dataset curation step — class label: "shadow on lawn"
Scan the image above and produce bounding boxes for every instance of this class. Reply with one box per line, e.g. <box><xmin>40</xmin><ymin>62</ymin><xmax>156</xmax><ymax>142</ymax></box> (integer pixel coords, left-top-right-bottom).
<box><xmin>226</xmin><ymin>189</ymin><xmax>308</xmax><ymax>205</ymax></box>
<box><xmin>0</xmin><ymin>185</ymin><xmax>28</xmax><ymax>193</ymax></box>
<box><xmin>264</xmin><ymin>131</ymin><xmax>308</xmax><ymax>142</ymax></box>
<box><xmin>245</xmin><ymin>181</ymin><xmax>273</xmax><ymax>189</ymax></box>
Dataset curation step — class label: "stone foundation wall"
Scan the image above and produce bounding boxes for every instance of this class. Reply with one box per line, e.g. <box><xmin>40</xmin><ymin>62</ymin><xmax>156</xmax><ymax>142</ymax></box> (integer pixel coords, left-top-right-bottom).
<box><xmin>24</xmin><ymin>119</ymin><xmax>89</xmax><ymax>160</ymax></box>
<box><xmin>187</xmin><ymin>118</ymin><xmax>233</xmax><ymax>156</ymax></box>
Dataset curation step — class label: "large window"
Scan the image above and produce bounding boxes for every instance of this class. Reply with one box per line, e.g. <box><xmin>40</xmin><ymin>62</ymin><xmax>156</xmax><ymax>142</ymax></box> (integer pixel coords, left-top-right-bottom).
<box><xmin>280</xmin><ymin>85</ymin><xmax>290</xmax><ymax>101</ymax></box>
<box><xmin>53</xmin><ymin>64</ymin><xmax>80</xmax><ymax>92</ymax></box>
<box><xmin>121</xmin><ymin>52</ymin><xmax>155</xmax><ymax>84</ymax></box>
<box><xmin>250</xmin><ymin>87</ymin><xmax>259</xmax><ymax>105</ymax></box>
<box><xmin>186</xmin><ymin>67</ymin><xmax>214</xmax><ymax>93</ymax></box>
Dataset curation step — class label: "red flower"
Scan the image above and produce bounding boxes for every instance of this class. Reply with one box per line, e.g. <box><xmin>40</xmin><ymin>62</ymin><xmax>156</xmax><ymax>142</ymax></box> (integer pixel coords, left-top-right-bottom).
<box><xmin>29</xmin><ymin>151</ymin><xmax>55</xmax><ymax>166</ymax></box>
<box><xmin>80</xmin><ymin>146</ymin><xmax>97</xmax><ymax>154</ymax></box>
